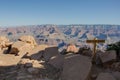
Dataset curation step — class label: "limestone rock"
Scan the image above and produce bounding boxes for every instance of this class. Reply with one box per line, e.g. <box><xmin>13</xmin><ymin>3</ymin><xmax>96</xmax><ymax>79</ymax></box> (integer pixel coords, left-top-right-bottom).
<box><xmin>61</xmin><ymin>54</ymin><xmax>92</xmax><ymax>80</ymax></box>
<box><xmin>18</xmin><ymin>35</ymin><xmax>37</xmax><ymax>47</ymax></box>
<box><xmin>0</xmin><ymin>36</ymin><xmax>12</xmax><ymax>50</ymax></box>
<box><xmin>0</xmin><ymin>36</ymin><xmax>9</xmax><ymax>43</ymax></box>
<box><xmin>10</xmin><ymin>41</ymin><xmax>33</xmax><ymax>55</ymax></box>
<box><xmin>66</xmin><ymin>44</ymin><xmax>78</xmax><ymax>53</ymax></box>
<box><xmin>99</xmin><ymin>50</ymin><xmax>116</xmax><ymax>63</ymax></box>
<box><xmin>96</xmin><ymin>73</ymin><xmax>116</xmax><ymax>80</ymax></box>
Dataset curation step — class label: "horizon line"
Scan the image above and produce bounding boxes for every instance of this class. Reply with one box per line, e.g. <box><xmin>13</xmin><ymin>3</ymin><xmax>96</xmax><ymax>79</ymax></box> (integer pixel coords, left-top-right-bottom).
<box><xmin>0</xmin><ymin>24</ymin><xmax>120</xmax><ymax>27</ymax></box>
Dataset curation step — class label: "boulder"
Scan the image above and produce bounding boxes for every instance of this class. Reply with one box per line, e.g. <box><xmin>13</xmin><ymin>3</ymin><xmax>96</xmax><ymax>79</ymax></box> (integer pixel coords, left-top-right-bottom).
<box><xmin>44</xmin><ymin>46</ymin><xmax>59</xmax><ymax>62</ymax></box>
<box><xmin>96</xmin><ymin>73</ymin><xmax>116</xmax><ymax>80</ymax></box>
<box><xmin>66</xmin><ymin>44</ymin><xmax>79</xmax><ymax>53</ymax></box>
<box><xmin>61</xmin><ymin>54</ymin><xmax>92</xmax><ymax>80</ymax></box>
<box><xmin>27</xmin><ymin>45</ymin><xmax>48</xmax><ymax>60</ymax></box>
<box><xmin>48</xmin><ymin>53</ymin><xmax>64</xmax><ymax>69</ymax></box>
<box><xmin>44</xmin><ymin>46</ymin><xmax>64</xmax><ymax>69</ymax></box>
<box><xmin>0</xmin><ymin>36</ymin><xmax>12</xmax><ymax>50</ymax></box>
<box><xmin>10</xmin><ymin>41</ymin><xmax>33</xmax><ymax>56</ymax></box>
<box><xmin>99</xmin><ymin>50</ymin><xmax>116</xmax><ymax>63</ymax></box>
<box><xmin>18</xmin><ymin>35</ymin><xmax>37</xmax><ymax>47</ymax></box>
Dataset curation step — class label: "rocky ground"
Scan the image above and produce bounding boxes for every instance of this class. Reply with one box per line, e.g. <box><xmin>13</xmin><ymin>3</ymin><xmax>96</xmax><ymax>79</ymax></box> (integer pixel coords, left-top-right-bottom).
<box><xmin>0</xmin><ymin>35</ymin><xmax>120</xmax><ymax>80</ymax></box>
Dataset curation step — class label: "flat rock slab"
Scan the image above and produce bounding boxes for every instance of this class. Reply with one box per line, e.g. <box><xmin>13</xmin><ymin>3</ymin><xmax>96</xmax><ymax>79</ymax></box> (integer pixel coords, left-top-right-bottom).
<box><xmin>99</xmin><ymin>50</ymin><xmax>116</xmax><ymax>63</ymax></box>
<box><xmin>61</xmin><ymin>54</ymin><xmax>92</xmax><ymax>80</ymax></box>
<box><xmin>0</xmin><ymin>53</ymin><xmax>21</xmax><ymax>66</ymax></box>
<box><xmin>96</xmin><ymin>73</ymin><xmax>116</xmax><ymax>80</ymax></box>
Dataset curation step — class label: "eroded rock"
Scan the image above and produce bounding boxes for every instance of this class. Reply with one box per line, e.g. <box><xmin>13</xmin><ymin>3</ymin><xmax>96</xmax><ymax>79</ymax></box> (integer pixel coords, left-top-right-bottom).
<box><xmin>9</xmin><ymin>41</ymin><xmax>33</xmax><ymax>56</ymax></box>
<box><xmin>61</xmin><ymin>54</ymin><xmax>92</xmax><ymax>80</ymax></box>
<box><xmin>18</xmin><ymin>35</ymin><xmax>37</xmax><ymax>47</ymax></box>
<box><xmin>0</xmin><ymin>36</ymin><xmax>12</xmax><ymax>51</ymax></box>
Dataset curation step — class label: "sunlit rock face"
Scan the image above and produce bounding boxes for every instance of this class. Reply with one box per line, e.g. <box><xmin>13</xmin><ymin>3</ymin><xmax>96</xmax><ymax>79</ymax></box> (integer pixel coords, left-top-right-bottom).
<box><xmin>9</xmin><ymin>35</ymin><xmax>37</xmax><ymax>56</ymax></box>
<box><xmin>0</xmin><ymin>36</ymin><xmax>12</xmax><ymax>51</ymax></box>
<box><xmin>66</xmin><ymin>44</ymin><xmax>79</xmax><ymax>53</ymax></box>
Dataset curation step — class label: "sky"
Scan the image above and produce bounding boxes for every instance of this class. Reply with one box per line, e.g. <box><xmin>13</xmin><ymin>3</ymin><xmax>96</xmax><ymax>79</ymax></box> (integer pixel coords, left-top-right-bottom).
<box><xmin>0</xmin><ymin>0</ymin><xmax>120</xmax><ymax>26</ymax></box>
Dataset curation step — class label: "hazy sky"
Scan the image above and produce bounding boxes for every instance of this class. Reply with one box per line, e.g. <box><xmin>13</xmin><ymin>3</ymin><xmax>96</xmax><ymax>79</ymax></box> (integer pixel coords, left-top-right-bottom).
<box><xmin>0</xmin><ymin>0</ymin><xmax>120</xmax><ymax>26</ymax></box>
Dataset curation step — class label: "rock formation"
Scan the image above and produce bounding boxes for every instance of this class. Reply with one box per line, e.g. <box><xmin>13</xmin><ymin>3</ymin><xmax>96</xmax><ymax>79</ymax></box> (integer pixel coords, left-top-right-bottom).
<box><xmin>9</xmin><ymin>35</ymin><xmax>37</xmax><ymax>56</ymax></box>
<box><xmin>18</xmin><ymin>35</ymin><xmax>37</xmax><ymax>47</ymax></box>
<box><xmin>66</xmin><ymin>44</ymin><xmax>79</xmax><ymax>53</ymax></box>
<box><xmin>0</xmin><ymin>36</ymin><xmax>12</xmax><ymax>51</ymax></box>
<box><xmin>61</xmin><ymin>54</ymin><xmax>92</xmax><ymax>80</ymax></box>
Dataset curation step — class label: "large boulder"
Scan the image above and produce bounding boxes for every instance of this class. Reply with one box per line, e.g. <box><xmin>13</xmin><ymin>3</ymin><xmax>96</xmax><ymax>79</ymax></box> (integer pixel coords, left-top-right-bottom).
<box><xmin>99</xmin><ymin>50</ymin><xmax>116</xmax><ymax>63</ymax></box>
<box><xmin>44</xmin><ymin>46</ymin><xmax>64</xmax><ymax>69</ymax></box>
<box><xmin>18</xmin><ymin>35</ymin><xmax>37</xmax><ymax>47</ymax></box>
<box><xmin>96</xmin><ymin>73</ymin><xmax>116</xmax><ymax>80</ymax></box>
<box><xmin>10</xmin><ymin>35</ymin><xmax>37</xmax><ymax>56</ymax></box>
<box><xmin>61</xmin><ymin>54</ymin><xmax>92</xmax><ymax>80</ymax></box>
<box><xmin>9</xmin><ymin>41</ymin><xmax>33</xmax><ymax>56</ymax></box>
<box><xmin>44</xmin><ymin>46</ymin><xmax>59</xmax><ymax>62</ymax></box>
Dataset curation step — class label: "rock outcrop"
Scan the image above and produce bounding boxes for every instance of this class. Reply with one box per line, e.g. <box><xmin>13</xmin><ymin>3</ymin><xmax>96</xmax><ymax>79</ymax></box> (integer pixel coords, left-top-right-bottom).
<box><xmin>9</xmin><ymin>35</ymin><xmax>37</xmax><ymax>56</ymax></box>
<box><xmin>43</xmin><ymin>46</ymin><xmax>64</xmax><ymax>69</ymax></box>
<box><xmin>18</xmin><ymin>35</ymin><xmax>37</xmax><ymax>47</ymax></box>
<box><xmin>61</xmin><ymin>54</ymin><xmax>92</xmax><ymax>80</ymax></box>
<box><xmin>0</xmin><ymin>36</ymin><xmax>12</xmax><ymax>51</ymax></box>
